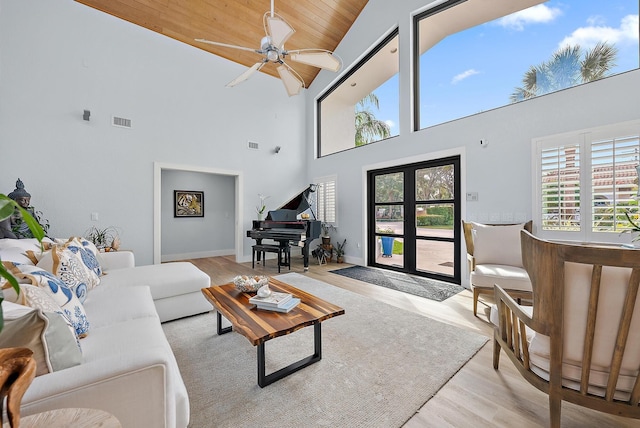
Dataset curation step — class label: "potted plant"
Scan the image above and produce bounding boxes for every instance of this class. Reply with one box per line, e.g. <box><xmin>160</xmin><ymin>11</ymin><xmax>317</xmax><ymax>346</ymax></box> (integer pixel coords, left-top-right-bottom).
<box><xmin>621</xmin><ymin>211</ymin><xmax>640</xmax><ymax>246</ymax></box>
<box><xmin>335</xmin><ymin>238</ymin><xmax>347</xmax><ymax>263</ymax></box>
<box><xmin>256</xmin><ymin>193</ymin><xmax>270</xmax><ymax>221</ymax></box>
<box><xmin>312</xmin><ymin>243</ymin><xmax>333</xmax><ymax>264</ymax></box>
<box><xmin>321</xmin><ymin>222</ymin><xmax>336</xmax><ymax>245</ymax></box>
<box><xmin>85</xmin><ymin>226</ymin><xmax>120</xmax><ymax>251</ymax></box>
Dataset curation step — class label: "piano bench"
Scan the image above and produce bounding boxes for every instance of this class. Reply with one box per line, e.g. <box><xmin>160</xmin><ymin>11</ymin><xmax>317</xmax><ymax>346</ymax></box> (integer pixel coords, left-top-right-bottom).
<box><xmin>252</xmin><ymin>244</ymin><xmax>291</xmax><ymax>273</ymax></box>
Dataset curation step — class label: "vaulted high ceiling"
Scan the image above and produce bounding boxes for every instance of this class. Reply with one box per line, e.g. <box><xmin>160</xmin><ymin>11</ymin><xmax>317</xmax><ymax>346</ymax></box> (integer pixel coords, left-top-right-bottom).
<box><xmin>75</xmin><ymin>0</ymin><xmax>368</xmax><ymax>89</ymax></box>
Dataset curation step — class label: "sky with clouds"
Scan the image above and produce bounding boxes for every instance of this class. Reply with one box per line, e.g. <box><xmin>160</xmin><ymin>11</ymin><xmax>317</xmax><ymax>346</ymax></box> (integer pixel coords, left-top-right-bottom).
<box><xmin>372</xmin><ymin>0</ymin><xmax>639</xmax><ymax>134</ymax></box>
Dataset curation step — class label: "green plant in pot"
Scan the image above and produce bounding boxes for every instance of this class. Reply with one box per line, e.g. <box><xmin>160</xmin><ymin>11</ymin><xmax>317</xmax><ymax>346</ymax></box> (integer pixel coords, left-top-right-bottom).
<box><xmin>0</xmin><ymin>194</ymin><xmax>45</xmax><ymax>332</ymax></box>
<box><xmin>84</xmin><ymin>226</ymin><xmax>120</xmax><ymax>251</ymax></box>
<box><xmin>335</xmin><ymin>238</ymin><xmax>347</xmax><ymax>263</ymax></box>
<box><xmin>621</xmin><ymin>211</ymin><xmax>640</xmax><ymax>245</ymax></box>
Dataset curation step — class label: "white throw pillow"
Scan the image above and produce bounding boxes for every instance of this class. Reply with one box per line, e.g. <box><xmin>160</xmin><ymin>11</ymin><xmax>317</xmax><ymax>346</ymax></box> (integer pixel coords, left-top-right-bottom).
<box><xmin>0</xmin><ymin>237</ymin><xmax>53</xmax><ymax>251</ymax></box>
<box><xmin>0</xmin><ymin>301</ymin><xmax>82</xmax><ymax>376</ymax></box>
<box><xmin>472</xmin><ymin>222</ymin><xmax>526</xmax><ymax>268</ymax></box>
<box><xmin>0</xmin><ymin>246</ymin><xmax>37</xmax><ymax>265</ymax></box>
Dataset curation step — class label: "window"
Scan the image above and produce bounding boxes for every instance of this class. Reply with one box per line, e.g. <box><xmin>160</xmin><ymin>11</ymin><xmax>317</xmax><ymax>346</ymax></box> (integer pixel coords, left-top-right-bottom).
<box><xmin>317</xmin><ymin>29</ymin><xmax>399</xmax><ymax>157</ymax></box>
<box><xmin>414</xmin><ymin>0</ymin><xmax>639</xmax><ymax>130</ymax></box>
<box><xmin>315</xmin><ymin>175</ymin><xmax>337</xmax><ymax>225</ymax></box>
<box><xmin>535</xmin><ymin>120</ymin><xmax>640</xmax><ymax>242</ymax></box>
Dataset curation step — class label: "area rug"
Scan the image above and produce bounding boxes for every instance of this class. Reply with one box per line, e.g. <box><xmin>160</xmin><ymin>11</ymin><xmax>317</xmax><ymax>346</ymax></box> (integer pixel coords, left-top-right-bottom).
<box><xmin>163</xmin><ymin>272</ymin><xmax>487</xmax><ymax>428</ymax></box>
<box><xmin>330</xmin><ymin>265</ymin><xmax>465</xmax><ymax>302</ymax></box>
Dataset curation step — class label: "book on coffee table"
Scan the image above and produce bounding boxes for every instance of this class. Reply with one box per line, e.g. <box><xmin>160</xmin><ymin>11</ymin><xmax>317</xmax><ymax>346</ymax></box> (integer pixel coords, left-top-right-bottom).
<box><xmin>249</xmin><ymin>291</ymin><xmax>292</xmax><ymax>308</ymax></box>
<box><xmin>256</xmin><ymin>297</ymin><xmax>300</xmax><ymax>313</ymax></box>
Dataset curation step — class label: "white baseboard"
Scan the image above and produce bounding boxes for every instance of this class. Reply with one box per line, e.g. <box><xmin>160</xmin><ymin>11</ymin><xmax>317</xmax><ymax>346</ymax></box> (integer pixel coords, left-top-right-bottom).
<box><xmin>343</xmin><ymin>256</ymin><xmax>364</xmax><ymax>266</ymax></box>
<box><xmin>161</xmin><ymin>249</ymin><xmax>234</xmax><ymax>262</ymax></box>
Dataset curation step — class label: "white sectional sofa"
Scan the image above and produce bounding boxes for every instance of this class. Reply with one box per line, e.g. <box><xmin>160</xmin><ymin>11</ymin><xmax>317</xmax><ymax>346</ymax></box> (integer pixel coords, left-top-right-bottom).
<box><xmin>95</xmin><ymin>250</ymin><xmax>213</xmax><ymax>322</ymax></box>
<box><xmin>0</xmin><ymin>237</ymin><xmax>212</xmax><ymax>427</ymax></box>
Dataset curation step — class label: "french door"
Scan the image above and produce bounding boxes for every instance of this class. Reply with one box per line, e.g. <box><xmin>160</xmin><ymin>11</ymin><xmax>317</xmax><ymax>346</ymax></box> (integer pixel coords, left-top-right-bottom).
<box><xmin>367</xmin><ymin>156</ymin><xmax>461</xmax><ymax>284</ymax></box>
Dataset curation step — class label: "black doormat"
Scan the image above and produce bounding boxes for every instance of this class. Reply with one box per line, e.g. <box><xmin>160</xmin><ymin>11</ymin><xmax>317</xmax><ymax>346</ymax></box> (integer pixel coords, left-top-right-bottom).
<box><xmin>330</xmin><ymin>266</ymin><xmax>464</xmax><ymax>302</ymax></box>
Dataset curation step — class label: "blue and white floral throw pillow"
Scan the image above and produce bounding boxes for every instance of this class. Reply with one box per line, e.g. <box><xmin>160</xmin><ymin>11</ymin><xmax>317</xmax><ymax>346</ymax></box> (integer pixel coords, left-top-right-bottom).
<box><xmin>8</xmin><ymin>263</ymin><xmax>90</xmax><ymax>338</ymax></box>
<box><xmin>36</xmin><ymin>238</ymin><xmax>102</xmax><ymax>303</ymax></box>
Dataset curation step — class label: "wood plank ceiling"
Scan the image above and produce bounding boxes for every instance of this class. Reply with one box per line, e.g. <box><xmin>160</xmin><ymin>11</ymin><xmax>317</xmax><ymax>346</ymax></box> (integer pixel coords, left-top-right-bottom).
<box><xmin>75</xmin><ymin>0</ymin><xmax>368</xmax><ymax>89</ymax></box>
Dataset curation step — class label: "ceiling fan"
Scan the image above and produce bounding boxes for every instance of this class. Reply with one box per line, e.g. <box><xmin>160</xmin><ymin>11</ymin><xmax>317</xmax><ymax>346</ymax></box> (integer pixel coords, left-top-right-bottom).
<box><xmin>195</xmin><ymin>0</ymin><xmax>342</xmax><ymax>96</ymax></box>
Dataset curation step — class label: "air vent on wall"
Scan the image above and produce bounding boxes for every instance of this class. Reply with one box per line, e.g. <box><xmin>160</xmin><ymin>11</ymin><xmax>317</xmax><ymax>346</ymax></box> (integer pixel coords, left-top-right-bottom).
<box><xmin>247</xmin><ymin>141</ymin><xmax>259</xmax><ymax>150</ymax></box>
<box><xmin>112</xmin><ymin>116</ymin><xmax>132</xmax><ymax>129</ymax></box>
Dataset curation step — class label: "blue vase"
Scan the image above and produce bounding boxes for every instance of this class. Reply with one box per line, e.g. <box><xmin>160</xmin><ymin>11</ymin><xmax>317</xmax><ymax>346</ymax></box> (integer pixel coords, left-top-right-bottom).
<box><xmin>381</xmin><ymin>237</ymin><xmax>394</xmax><ymax>257</ymax></box>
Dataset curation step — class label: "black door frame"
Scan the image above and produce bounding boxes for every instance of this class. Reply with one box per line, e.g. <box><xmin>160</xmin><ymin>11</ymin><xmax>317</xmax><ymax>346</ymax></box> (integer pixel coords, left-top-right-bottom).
<box><xmin>366</xmin><ymin>155</ymin><xmax>461</xmax><ymax>284</ymax></box>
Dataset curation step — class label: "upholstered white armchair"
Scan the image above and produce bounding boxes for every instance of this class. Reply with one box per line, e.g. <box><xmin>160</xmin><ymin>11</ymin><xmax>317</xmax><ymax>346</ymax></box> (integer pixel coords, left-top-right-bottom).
<box><xmin>493</xmin><ymin>230</ymin><xmax>640</xmax><ymax>427</ymax></box>
<box><xmin>462</xmin><ymin>220</ymin><xmax>532</xmax><ymax>316</ymax></box>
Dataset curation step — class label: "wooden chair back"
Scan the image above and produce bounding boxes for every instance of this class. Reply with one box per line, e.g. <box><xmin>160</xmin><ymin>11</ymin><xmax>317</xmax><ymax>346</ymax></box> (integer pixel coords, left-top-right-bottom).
<box><xmin>495</xmin><ymin>230</ymin><xmax>640</xmax><ymax>427</ymax></box>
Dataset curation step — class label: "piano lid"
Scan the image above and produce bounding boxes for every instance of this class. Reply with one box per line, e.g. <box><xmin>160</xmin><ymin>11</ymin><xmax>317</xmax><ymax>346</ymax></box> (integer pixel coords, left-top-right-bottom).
<box><xmin>273</xmin><ymin>184</ymin><xmax>317</xmax><ymax>216</ymax></box>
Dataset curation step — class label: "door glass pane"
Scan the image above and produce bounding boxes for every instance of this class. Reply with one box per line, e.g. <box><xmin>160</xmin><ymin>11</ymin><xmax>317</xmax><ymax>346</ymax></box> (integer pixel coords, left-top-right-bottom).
<box><xmin>416</xmin><ymin>165</ymin><xmax>455</xmax><ymax>200</ymax></box>
<box><xmin>416</xmin><ymin>240</ymin><xmax>453</xmax><ymax>276</ymax></box>
<box><xmin>375</xmin><ymin>173</ymin><xmax>403</xmax><ymax>203</ymax></box>
<box><xmin>375</xmin><ymin>205</ymin><xmax>404</xmax><ymax>235</ymax></box>
<box><xmin>375</xmin><ymin>237</ymin><xmax>404</xmax><ymax>268</ymax></box>
<box><xmin>416</xmin><ymin>204</ymin><xmax>454</xmax><ymax>238</ymax></box>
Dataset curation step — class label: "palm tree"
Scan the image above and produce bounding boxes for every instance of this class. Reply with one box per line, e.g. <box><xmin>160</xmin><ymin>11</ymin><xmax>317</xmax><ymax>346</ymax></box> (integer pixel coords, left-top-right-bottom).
<box><xmin>510</xmin><ymin>42</ymin><xmax>617</xmax><ymax>103</ymax></box>
<box><xmin>355</xmin><ymin>92</ymin><xmax>390</xmax><ymax>146</ymax></box>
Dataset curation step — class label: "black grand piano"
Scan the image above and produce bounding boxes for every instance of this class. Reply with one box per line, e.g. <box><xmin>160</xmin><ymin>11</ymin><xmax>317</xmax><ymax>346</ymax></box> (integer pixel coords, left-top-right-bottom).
<box><xmin>246</xmin><ymin>185</ymin><xmax>321</xmax><ymax>271</ymax></box>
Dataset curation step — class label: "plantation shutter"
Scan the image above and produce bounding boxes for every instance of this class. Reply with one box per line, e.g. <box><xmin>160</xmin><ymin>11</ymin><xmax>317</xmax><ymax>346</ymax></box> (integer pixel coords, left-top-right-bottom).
<box><xmin>591</xmin><ymin>134</ymin><xmax>640</xmax><ymax>233</ymax></box>
<box><xmin>535</xmin><ymin>120</ymin><xmax>640</xmax><ymax>242</ymax></box>
<box><xmin>316</xmin><ymin>176</ymin><xmax>337</xmax><ymax>224</ymax></box>
<box><xmin>540</xmin><ymin>144</ymin><xmax>581</xmax><ymax>231</ymax></box>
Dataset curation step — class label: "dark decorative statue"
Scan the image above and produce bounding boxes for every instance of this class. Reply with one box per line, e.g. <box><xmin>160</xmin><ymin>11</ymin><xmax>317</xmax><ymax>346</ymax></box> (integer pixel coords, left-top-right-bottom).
<box><xmin>6</xmin><ymin>179</ymin><xmax>49</xmax><ymax>239</ymax></box>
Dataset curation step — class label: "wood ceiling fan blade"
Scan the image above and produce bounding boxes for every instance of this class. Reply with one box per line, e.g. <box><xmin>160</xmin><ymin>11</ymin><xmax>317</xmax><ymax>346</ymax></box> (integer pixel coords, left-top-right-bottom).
<box><xmin>276</xmin><ymin>63</ymin><xmax>304</xmax><ymax>97</ymax></box>
<box><xmin>195</xmin><ymin>38</ymin><xmax>258</xmax><ymax>53</ymax></box>
<box><xmin>288</xmin><ymin>50</ymin><xmax>341</xmax><ymax>72</ymax></box>
<box><xmin>227</xmin><ymin>62</ymin><xmax>265</xmax><ymax>87</ymax></box>
<box><xmin>266</xmin><ymin>16</ymin><xmax>295</xmax><ymax>49</ymax></box>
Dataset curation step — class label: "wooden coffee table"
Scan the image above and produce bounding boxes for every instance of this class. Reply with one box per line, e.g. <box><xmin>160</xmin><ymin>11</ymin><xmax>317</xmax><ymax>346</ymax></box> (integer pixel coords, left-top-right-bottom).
<box><xmin>201</xmin><ymin>277</ymin><xmax>344</xmax><ymax>387</ymax></box>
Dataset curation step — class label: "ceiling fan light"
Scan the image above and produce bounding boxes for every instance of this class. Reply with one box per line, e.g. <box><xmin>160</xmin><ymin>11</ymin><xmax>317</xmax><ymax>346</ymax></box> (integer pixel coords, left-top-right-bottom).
<box><xmin>266</xmin><ymin>50</ymin><xmax>279</xmax><ymax>62</ymax></box>
<box><xmin>267</xmin><ymin>16</ymin><xmax>295</xmax><ymax>49</ymax></box>
<box><xmin>277</xmin><ymin>64</ymin><xmax>303</xmax><ymax>97</ymax></box>
<box><xmin>289</xmin><ymin>52</ymin><xmax>341</xmax><ymax>72</ymax></box>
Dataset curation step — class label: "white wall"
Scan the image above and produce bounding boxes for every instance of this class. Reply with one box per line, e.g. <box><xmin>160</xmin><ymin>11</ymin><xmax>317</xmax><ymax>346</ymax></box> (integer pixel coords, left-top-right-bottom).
<box><xmin>304</xmin><ymin>0</ymin><xmax>640</xmax><ymax>279</ymax></box>
<box><xmin>0</xmin><ymin>0</ymin><xmax>308</xmax><ymax>265</ymax></box>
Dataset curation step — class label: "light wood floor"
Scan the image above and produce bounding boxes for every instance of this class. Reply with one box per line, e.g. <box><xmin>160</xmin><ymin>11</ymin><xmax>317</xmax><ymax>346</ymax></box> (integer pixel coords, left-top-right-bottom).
<box><xmin>184</xmin><ymin>254</ymin><xmax>640</xmax><ymax>428</ymax></box>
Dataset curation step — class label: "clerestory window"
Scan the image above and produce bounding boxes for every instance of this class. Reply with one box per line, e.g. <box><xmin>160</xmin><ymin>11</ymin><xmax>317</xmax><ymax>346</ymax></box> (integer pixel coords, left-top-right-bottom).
<box><xmin>317</xmin><ymin>29</ymin><xmax>399</xmax><ymax>157</ymax></box>
<box><xmin>414</xmin><ymin>0</ymin><xmax>639</xmax><ymax>130</ymax></box>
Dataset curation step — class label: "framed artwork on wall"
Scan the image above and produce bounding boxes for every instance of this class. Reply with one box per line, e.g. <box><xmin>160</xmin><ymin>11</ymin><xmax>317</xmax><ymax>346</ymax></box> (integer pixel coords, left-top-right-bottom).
<box><xmin>174</xmin><ymin>190</ymin><xmax>204</xmax><ymax>217</ymax></box>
